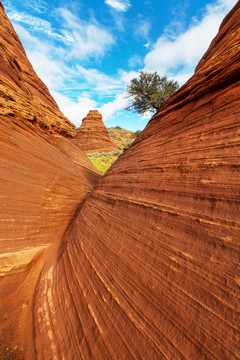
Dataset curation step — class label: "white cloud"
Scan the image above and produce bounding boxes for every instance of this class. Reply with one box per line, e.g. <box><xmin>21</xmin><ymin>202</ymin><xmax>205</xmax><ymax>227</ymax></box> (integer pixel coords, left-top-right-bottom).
<box><xmin>22</xmin><ymin>0</ymin><xmax>48</xmax><ymax>14</ymax></box>
<box><xmin>144</xmin><ymin>0</ymin><xmax>238</xmax><ymax>83</ymax></box>
<box><xmin>105</xmin><ymin>0</ymin><xmax>131</xmax><ymax>12</ymax></box>
<box><xmin>214</xmin><ymin>0</ymin><xmax>237</xmax><ymax>10</ymax></box>
<box><xmin>27</xmin><ymin>51</ymin><xmax>66</xmax><ymax>88</ymax></box>
<box><xmin>9</xmin><ymin>11</ymin><xmax>72</xmax><ymax>44</ymax></box>
<box><xmin>139</xmin><ymin>111</ymin><xmax>152</xmax><ymax>120</ymax></box>
<box><xmin>52</xmin><ymin>68</ymin><xmax>139</xmax><ymax>123</ymax></box>
<box><xmin>12</xmin><ymin>22</ymin><xmax>49</xmax><ymax>53</ymax></box>
<box><xmin>12</xmin><ymin>22</ymin><xmax>128</xmax><ymax>98</ymax></box>
<box><xmin>144</xmin><ymin>43</ymin><xmax>150</xmax><ymax>49</ymax></box>
<box><xmin>119</xmin><ymin>69</ymin><xmax>139</xmax><ymax>85</ymax></box>
<box><xmin>13</xmin><ymin>17</ymin><xmax>152</xmax><ymax>126</ymax></box>
<box><xmin>134</xmin><ymin>19</ymin><xmax>151</xmax><ymax>40</ymax></box>
<box><xmin>76</xmin><ymin>65</ymin><xmax>122</xmax><ymax>93</ymax></box>
<box><xmin>58</xmin><ymin>8</ymin><xmax>114</xmax><ymax>59</ymax></box>
<box><xmin>49</xmin><ymin>87</ymin><xmax>131</xmax><ymax>126</ymax></box>
<box><xmin>98</xmin><ymin>93</ymin><xmax>128</xmax><ymax>120</ymax></box>
<box><xmin>6</xmin><ymin>3</ymin><xmax>132</xmax><ymax>126</ymax></box>
<box><xmin>8</xmin><ymin>0</ymin><xmax>236</xmax><ymax>129</ymax></box>
<box><xmin>51</xmin><ymin>91</ymin><xmax>98</xmax><ymax>127</ymax></box>
<box><xmin>128</xmin><ymin>55</ymin><xmax>143</xmax><ymax>68</ymax></box>
<box><xmin>12</xmin><ymin>23</ymin><xmax>70</xmax><ymax>89</ymax></box>
<box><xmin>10</xmin><ymin>12</ymin><xmax>50</xmax><ymax>32</ymax></box>
<box><xmin>51</xmin><ymin>90</ymin><xmax>129</xmax><ymax>125</ymax></box>
<box><xmin>4</xmin><ymin>0</ymin><xmax>47</xmax><ymax>14</ymax></box>
<box><xmin>10</xmin><ymin>8</ymin><xmax>114</xmax><ymax>61</ymax></box>
<box><xmin>171</xmin><ymin>72</ymin><xmax>193</xmax><ymax>85</ymax></box>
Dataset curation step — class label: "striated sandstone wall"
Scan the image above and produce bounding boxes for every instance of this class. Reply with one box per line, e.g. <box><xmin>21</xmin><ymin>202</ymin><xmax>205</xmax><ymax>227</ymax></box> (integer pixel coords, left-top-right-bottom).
<box><xmin>32</xmin><ymin>2</ymin><xmax>240</xmax><ymax>360</ymax></box>
<box><xmin>0</xmin><ymin>2</ymin><xmax>76</xmax><ymax>137</ymax></box>
<box><xmin>0</xmin><ymin>2</ymin><xmax>100</xmax><ymax>358</ymax></box>
<box><xmin>77</xmin><ymin>110</ymin><xmax>118</xmax><ymax>153</ymax></box>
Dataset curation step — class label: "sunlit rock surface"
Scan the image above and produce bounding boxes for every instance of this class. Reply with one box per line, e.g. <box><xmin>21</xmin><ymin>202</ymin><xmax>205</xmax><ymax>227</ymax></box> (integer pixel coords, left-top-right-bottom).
<box><xmin>77</xmin><ymin>110</ymin><xmax>118</xmax><ymax>153</ymax></box>
<box><xmin>0</xmin><ymin>0</ymin><xmax>240</xmax><ymax>359</ymax></box>
<box><xmin>0</xmin><ymin>3</ymin><xmax>77</xmax><ymax>137</ymax></box>
<box><xmin>0</xmin><ymin>3</ymin><xmax>100</xmax><ymax>358</ymax></box>
<box><xmin>33</xmin><ymin>2</ymin><xmax>240</xmax><ymax>360</ymax></box>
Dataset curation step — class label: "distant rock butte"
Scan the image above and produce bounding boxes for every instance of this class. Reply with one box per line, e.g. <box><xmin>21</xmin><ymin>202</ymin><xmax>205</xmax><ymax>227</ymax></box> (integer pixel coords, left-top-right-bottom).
<box><xmin>77</xmin><ymin>110</ymin><xmax>118</xmax><ymax>153</ymax></box>
<box><xmin>0</xmin><ymin>1</ymin><xmax>240</xmax><ymax>360</ymax></box>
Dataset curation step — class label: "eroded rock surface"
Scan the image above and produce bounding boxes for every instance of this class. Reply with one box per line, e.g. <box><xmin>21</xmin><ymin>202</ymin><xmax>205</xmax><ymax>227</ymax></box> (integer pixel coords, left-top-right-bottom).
<box><xmin>77</xmin><ymin>110</ymin><xmax>118</xmax><ymax>153</ymax></box>
<box><xmin>0</xmin><ymin>3</ymin><xmax>100</xmax><ymax>358</ymax></box>
<box><xmin>1</xmin><ymin>0</ymin><xmax>240</xmax><ymax>359</ymax></box>
<box><xmin>33</xmin><ymin>2</ymin><xmax>240</xmax><ymax>359</ymax></box>
<box><xmin>0</xmin><ymin>3</ymin><xmax>77</xmax><ymax>137</ymax></box>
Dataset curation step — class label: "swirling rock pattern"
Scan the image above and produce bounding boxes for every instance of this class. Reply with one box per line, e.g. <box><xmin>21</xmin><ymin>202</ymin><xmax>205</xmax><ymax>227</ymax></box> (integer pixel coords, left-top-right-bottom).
<box><xmin>33</xmin><ymin>2</ymin><xmax>240</xmax><ymax>360</ymax></box>
<box><xmin>77</xmin><ymin>110</ymin><xmax>118</xmax><ymax>153</ymax></box>
<box><xmin>0</xmin><ymin>0</ymin><xmax>240</xmax><ymax>359</ymax></box>
<box><xmin>0</xmin><ymin>2</ymin><xmax>100</xmax><ymax>358</ymax></box>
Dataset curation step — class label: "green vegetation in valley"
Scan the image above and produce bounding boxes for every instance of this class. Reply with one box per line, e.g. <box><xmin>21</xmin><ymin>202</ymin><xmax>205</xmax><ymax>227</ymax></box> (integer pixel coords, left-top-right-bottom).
<box><xmin>88</xmin><ymin>127</ymin><xmax>143</xmax><ymax>174</ymax></box>
<box><xmin>88</xmin><ymin>151</ymin><xmax>122</xmax><ymax>174</ymax></box>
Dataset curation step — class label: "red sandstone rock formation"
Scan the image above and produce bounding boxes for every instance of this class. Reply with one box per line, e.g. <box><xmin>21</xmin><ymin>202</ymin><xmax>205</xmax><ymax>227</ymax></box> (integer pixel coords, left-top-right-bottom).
<box><xmin>0</xmin><ymin>3</ymin><xmax>100</xmax><ymax>358</ymax></box>
<box><xmin>77</xmin><ymin>110</ymin><xmax>118</xmax><ymax>153</ymax></box>
<box><xmin>1</xmin><ymin>0</ymin><xmax>240</xmax><ymax>359</ymax></box>
<box><xmin>32</xmin><ymin>2</ymin><xmax>240</xmax><ymax>359</ymax></box>
<box><xmin>0</xmin><ymin>2</ymin><xmax>76</xmax><ymax>137</ymax></box>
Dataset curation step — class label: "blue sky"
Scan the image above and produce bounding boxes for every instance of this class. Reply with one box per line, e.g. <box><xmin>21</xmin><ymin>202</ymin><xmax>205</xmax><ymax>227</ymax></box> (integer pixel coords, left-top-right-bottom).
<box><xmin>3</xmin><ymin>0</ymin><xmax>237</xmax><ymax>131</ymax></box>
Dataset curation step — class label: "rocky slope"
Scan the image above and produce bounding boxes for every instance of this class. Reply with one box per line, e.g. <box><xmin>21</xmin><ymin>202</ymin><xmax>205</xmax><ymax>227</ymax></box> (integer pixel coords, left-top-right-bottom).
<box><xmin>107</xmin><ymin>127</ymin><xmax>137</xmax><ymax>150</ymax></box>
<box><xmin>32</xmin><ymin>2</ymin><xmax>240</xmax><ymax>360</ymax></box>
<box><xmin>77</xmin><ymin>110</ymin><xmax>118</xmax><ymax>153</ymax></box>
<box><xmin>0</xmin><ymin>2</ymin><xmax>100</xmax><ymax>358</ymax></box>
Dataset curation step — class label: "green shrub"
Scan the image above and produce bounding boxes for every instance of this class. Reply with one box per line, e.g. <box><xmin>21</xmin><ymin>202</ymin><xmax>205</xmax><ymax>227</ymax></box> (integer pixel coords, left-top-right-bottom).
<box><xmin>123</xmin><ymin>143</ymin><xmax>131</xmax><ymax>152</ymax></box>
<box><xmin>134</xmin><ymin>129</ymin><xmax>141</xmax><ymax>137</ymax></box>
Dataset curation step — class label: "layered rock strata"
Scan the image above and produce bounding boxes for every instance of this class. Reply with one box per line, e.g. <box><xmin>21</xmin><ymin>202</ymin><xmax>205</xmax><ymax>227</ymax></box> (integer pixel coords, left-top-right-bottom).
<box><xmin>32</xmin><ymin>2</ymin><xmax>240</xmax><ymax>359</ymax></box>
<box><xmin>0</xmin><ymin>3</ymin><xmax>100</xmax><ymax>358</ymax></box>
<box><xmin>0</xmin><ymin>2</ymin><xmax>76</xmax><ymax>137</ymax></box>
<box><xmin>77</xmin><ymin>110</ymin><xmax>118</xmax><ymax>153</ymax></box>
<box><xmin>0</xmin><ymin>0</ymin><xmax>240</xmax><ymax>359</ymax></box>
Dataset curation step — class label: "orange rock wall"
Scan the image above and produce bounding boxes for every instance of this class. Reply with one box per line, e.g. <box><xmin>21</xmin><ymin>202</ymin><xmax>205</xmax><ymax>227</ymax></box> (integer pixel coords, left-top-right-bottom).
<box><xmin>77</xmin><ymin>110</ymin><xmax>118</xmax><ymax>153</ymax></box>
<box><xmin>0</xmin><ymin>3</ymin><xmax>76</xmax><ymax>137</ymax></box>
<box><xmin>0</xmin><ymin>2</ymin><xmax>101</xmax><ymax>258</ymax></box>
<box><xmin>32</xmin><ymin>3</ymin><xmax>240</xmax><ymax>359</ymax></box>
<box><xmin>0</xmin><ymin>117</ymin><xmax>100</xmax><ymax>357</ymax></box>
<box><xmin>0</xmin><ymin>0</ymin><xmax>240</xmax><ymax>359</ymax></box>
<box><xmin>0</xmin><ymin>3</ymin><xmax>100</xmax><ymax>358</ymax></box>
